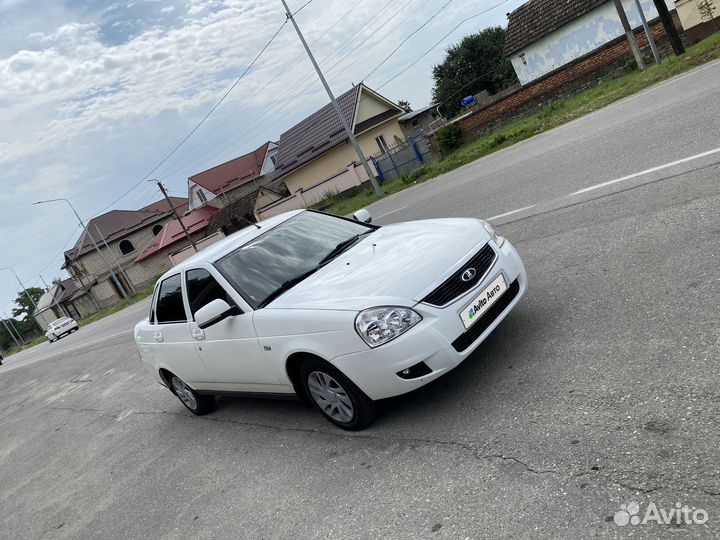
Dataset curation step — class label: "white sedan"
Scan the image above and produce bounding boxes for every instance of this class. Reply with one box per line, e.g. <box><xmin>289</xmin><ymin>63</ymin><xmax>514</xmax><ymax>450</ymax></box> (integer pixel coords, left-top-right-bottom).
<box><xmin>134</xmin><ymin>209</ymin><xmax>527</xmax><ymax>430</ymax></box>
<box><xmin>46</xmin><ymin>317</ymin><xmax>79</xmax><ymax>342</ymax></box>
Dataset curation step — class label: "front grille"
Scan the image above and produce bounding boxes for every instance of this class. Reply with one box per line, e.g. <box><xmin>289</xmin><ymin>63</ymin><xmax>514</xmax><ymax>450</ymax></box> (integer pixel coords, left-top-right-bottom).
<box><xmin>422</xmin><ymin>243</ymin><xmax>496</xmax><ymax>306</ymax></box>
<box><xmin>451</xmin><ymin>280</ymin><xmax>520</xmax><ymax>352</ymax></box>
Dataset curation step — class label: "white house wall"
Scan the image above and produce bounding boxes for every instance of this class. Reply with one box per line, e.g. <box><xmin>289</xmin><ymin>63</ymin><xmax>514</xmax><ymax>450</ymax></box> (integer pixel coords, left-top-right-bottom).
<box><xmin>510</xmin><ymin>0</ymin><xmax>674</xmax><ymax>85</ymax></box>
<box><xmin>260</xmin><ymin>142</ymin><xmax>278</xmax><ymax>177</ymax></box>
<box><xmin>188</xmin><ymin>181</ymin><xmax>217</xmax><ymax>211</ymax></box>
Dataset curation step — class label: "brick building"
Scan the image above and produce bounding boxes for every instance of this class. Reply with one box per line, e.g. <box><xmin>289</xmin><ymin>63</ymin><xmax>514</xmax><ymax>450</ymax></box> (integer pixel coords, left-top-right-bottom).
<box><xmin>63</xmin><ymin>199</ymin><xmax>188</xmax><ymax>309</ymax></box>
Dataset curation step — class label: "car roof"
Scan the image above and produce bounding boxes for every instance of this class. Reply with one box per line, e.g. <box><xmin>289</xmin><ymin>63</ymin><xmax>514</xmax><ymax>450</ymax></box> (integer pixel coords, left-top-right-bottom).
<box><xmin>156</xmin><ymin>209</ymin><xmax>304</xmax><ymax>282</ymax></box>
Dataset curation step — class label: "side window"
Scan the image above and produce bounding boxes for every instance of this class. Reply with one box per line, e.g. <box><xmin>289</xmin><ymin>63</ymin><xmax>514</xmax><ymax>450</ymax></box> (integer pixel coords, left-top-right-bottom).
<box><xmin>155</xmin><ymin>274</ymin><xmax>187</xmax><ymax>324</ymax></box>
<box><xmin>186</xmin><ymin>268</ymin><xmax>233</xmax><ymax>319</ymax></box>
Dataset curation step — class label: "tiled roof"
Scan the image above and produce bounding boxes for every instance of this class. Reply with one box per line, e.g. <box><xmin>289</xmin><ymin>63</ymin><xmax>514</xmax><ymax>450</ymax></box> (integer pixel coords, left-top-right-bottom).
<box><xmin>57</xmin><ymin>278</ymin><xmax>79</xmax><ymax>303</ymax></box>
<box><xmin>65</xmin><ymin>209</ymin><xmax>168</xmax><ymax>260</ymax></box>
<box><xmin>504</xmin><ymin>0</ymin><xmax>607</xmax><ymax>56</ymax></box>
<box><xmin>140</xmin><ymin>197</ymin><xmax>188</xmax><ymax>215</ymax></box>
<box><xmin>274</xmin><ymin>85</ymin><xmax>361</xmax><ymax>178</ymax></box>
<box><xmin>189</xmin><ymin>142</ymin><xmax>271</xmax><ymax>195</ymax></box>
<box><xmin>135</xmin><ymin>206</ymin><xmax>218</xmax><ymax>262</ymax></box>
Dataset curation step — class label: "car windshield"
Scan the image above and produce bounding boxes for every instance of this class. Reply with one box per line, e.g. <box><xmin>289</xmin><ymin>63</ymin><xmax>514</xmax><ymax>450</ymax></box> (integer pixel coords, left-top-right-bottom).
<box><xmin>215</xmin><ymin>211</ymin><xmax>373</xmax><ymax>307</ymax></box>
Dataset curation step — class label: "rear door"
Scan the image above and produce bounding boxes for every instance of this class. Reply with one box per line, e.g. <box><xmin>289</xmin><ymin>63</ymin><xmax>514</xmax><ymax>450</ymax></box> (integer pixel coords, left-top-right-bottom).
<box><xmin>185</xmin><ymin>265</ymin><xmax>282</xmax><ymax>392</ymax></box>
<box><xmin>149</xmin><ymin>274</ymin><xmax>212</xmax><ymax>387</ymax></box>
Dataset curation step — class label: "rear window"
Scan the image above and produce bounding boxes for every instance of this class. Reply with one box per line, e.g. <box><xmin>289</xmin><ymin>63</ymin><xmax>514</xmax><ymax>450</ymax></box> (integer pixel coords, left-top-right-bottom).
<box><xmin>155</xmin><ymin>274</ymin><xmax>187</xmax><ymax>324</ymax></box>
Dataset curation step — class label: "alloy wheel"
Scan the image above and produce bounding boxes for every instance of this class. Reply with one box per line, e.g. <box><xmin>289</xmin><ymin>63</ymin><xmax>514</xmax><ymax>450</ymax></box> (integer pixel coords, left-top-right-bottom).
<box><xmin>171</xmin><ymin>376</ymin><xmax>198</xmax><ymax>411</ymax></box>
<box><xmin>307</xmin><ymin>371</ymin><xmax>354</xmax><ymax>423</ymax></box>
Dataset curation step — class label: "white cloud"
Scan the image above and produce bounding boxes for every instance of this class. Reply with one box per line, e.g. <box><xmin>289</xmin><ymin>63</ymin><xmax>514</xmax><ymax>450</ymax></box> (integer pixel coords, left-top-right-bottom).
<box><xmin>0</xmin><ymin>0</ymin><xmax>522</xmax><ymax>309</ymax></box>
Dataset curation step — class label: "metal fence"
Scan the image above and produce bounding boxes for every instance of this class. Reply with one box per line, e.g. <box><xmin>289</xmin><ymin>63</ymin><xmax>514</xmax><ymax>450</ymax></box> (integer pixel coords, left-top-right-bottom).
<box><xmin>371</xmin><ymin>137</ymin><xmax>435</xmax><ymax>183</ymax></box>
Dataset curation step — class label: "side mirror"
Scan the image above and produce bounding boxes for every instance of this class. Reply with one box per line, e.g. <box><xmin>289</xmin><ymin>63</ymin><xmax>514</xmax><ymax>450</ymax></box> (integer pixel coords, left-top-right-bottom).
<box><xmin>352</xmin><ymin>208</ymin><xmax>372</xmax><ymax>223</ymax></box>
<box><xmin>195</xmin><ymin>299</ymin><xmax>241</xmax><ymax>329</ymax></box>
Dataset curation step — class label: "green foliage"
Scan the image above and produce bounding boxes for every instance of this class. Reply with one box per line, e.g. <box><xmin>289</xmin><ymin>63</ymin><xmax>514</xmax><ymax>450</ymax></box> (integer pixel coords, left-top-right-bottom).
<box><xmin>11</xmin><ymin>287</ymin><xmax>45</xmax><ymax>319</ymax></box>
<box><xmin>400</xmin><ymin>166</ymin><xmax>427</xmax><ymax>185</ymax></box>
<box><xmin>435</xmin><ymin>124</ymin><xmax>464</xmax><ymax>155</ymax></box>
<box><xmin>397</xmin><ymin>99</ymin><xmax>411</xmax><ymax>112</ymax></box>
<box><xmin>431</xmin><ymin>26</ymin><xmax>518</xmax><ymax>117</ymax></box>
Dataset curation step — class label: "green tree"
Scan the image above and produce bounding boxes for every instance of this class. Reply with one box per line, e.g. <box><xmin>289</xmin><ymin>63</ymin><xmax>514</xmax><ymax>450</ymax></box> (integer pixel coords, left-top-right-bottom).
<box><xmin>431</xmin><ymin>26</ymin><xmax>518</xmax><ymax>117</ymax></box>
<box><xmin>11</xmin><ymin>287</ymin><xmax>45</xmax><ymax>319</ymax></box>
<box><xmin>397</xmin><ymin>99</ymin><xmax>411</xmax><ymax>112</ymax></box>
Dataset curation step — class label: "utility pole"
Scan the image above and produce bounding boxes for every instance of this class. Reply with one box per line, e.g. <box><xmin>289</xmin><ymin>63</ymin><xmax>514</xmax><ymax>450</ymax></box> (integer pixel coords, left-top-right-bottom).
<box><xmin>2</xmin><ymin>310</ymin><xmax>24</xmax><ymax>344</ymax></box>
<box><xmin>34</xmin><ymin>199</ymin><xmax>129</xmax><ymax>299</ymax></box>
<box><xmin>613</xmin><ymin>0</ymin><xmax>645</xmax><ymax>70</ymax></box>
<box><xmin>1</xmin><ymin>316</ymin><xmax>21</xmax><ymax>348</ymax></box>
<box><xmin>280</xmin><ymin>0</ymin><xmax>384</xmax><ymax>197</ymax></box>
<box><xmin>0</xmin><ymin>267</ymin><xmax>41</xmax><ymax>328</ymax></box>
<box><xmin>653</xmin><ymin>0</ymin><xmax>685</xmax><ymax>55</ymax></box>
<box><xmin>634</xmin><ymin>0</ymin><xmax>661</xmax><ymax>64</ymax></box>
<box><xmin>149</xmin><ymin>180</ymin><xmax>198</xmax><ymax>252</ymax></box>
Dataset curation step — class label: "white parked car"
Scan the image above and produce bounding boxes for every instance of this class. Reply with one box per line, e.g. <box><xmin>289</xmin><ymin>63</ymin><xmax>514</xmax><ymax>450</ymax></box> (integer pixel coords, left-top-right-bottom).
<box><xmin>46</xmin><ymin>317</ymin><xmax>79</xmax><ymax>342</ymax></box>
<box><xmin>134</xmin><ymin>209</ymin><xmax>527</xmax><ymax>430</ymax></box>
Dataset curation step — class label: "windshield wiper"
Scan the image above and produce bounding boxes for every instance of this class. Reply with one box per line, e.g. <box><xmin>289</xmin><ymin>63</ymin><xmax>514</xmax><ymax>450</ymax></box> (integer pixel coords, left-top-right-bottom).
<box><xmin>258</xmin><ymin>268</ymin><xmax>320</xmax><ymax>308</ymax></box>
<box><xmin>318</xmin><ymin>231</ymin><xmax>372</xmax><ymax>267</ymax></box>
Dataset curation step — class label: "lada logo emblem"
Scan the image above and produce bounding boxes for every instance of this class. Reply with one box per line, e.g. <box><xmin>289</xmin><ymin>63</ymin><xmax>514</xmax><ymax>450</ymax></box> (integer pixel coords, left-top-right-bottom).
<box><xmin>461</xmin><ymin>268</ymin><xmax>477</xmax><ymax>282</ymax></box>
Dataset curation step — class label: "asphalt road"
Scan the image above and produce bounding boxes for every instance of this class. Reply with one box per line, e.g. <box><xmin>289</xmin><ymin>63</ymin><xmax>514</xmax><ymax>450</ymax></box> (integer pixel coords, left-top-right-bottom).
<box><xmin>1</xmin><ymin>61</ymin><xmax>719</xmax><ymax>539</ymax></box>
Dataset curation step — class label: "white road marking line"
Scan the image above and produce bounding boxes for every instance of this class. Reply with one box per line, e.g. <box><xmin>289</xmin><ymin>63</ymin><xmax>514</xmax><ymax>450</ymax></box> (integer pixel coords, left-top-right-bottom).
<box><xmin>487</xmin><ymin>205</ymin><xmax>536</xmax><ymax>221</ymax></box>
<box><xmin>571</xmin><ymin>147</ymin><xmax>720</xmax><ymax>196</ymax></box>
<box><xmin>375</xmin><ymin>206</ymin><xmax>409</xmax><ymax>219</ymax></box>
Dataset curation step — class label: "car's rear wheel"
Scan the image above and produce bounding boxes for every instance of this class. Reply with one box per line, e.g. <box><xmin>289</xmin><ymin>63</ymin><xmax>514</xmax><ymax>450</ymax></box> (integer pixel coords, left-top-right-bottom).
<box><xmin>300</xmin><ymin>358</ymin><xmax>377</xmax><ymax>430</ymax></box>
<box><xmin>169</xmin><ymin>375</ymin><xmax>215</xmax><ymax>416</ymax></box>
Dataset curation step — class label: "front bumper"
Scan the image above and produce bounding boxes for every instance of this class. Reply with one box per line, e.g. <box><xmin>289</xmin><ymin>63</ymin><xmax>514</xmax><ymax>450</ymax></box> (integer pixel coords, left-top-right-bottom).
<box><xmin>332</xmin><ymin>239</ymin><xmax>527</xmax><ymax>400</ymax></box>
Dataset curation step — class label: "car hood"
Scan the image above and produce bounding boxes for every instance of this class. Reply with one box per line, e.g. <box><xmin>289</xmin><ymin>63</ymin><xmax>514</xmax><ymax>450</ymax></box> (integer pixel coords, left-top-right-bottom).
<box><xmin>266</xmin><ymin>218</ymin><xmax>491</xmax><ymax>311</ymax></box>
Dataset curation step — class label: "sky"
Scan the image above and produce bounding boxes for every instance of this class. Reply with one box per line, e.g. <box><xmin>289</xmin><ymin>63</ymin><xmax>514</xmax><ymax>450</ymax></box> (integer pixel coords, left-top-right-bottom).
<box><xmin>0</xmin><ymin>0</ymin><xmax>525</xmax><ymax>316</ymax></box>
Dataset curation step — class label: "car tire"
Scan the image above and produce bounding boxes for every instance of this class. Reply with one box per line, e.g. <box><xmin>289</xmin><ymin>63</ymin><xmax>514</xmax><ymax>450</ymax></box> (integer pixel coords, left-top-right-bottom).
<box><xmin>169</xmin><ymin>374</ymin><xmax>215</xmax><ymax>416</ymax></box>
<box><xmin>300</xmin><ymin>358</ymin><xmax>377</xmax><ymax>431</ymax></box>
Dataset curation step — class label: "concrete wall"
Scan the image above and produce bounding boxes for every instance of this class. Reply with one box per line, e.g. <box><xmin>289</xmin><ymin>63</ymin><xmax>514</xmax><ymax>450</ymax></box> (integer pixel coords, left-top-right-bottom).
<box><xmin>257</xmin><ymin>163</ymin><xmax>368</xmax><ymax>220</ymax></box>
<box><xmin>510</xmin><ymin>0</ymin><xmax>675</xmax><ymax>85</ymax></box>
<box><xmin>281</xmin><ymin>120</ymin><xmax>405</xmax><ymax>193</ymax></box>
<box><xmin>675</xmin><ymin>0</ymin><xmax>720</xmax><ymax>43</ymax></box>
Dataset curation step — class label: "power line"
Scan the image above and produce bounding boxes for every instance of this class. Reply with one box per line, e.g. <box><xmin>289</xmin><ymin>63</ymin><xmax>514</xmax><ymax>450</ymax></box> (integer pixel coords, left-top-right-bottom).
<box><xmin>376</xmin><ymin>0</ymin><xmax>512</xmax><ymax>89</ymax></box>
<box><xmin>153</xmin><ymin>0</ymin><xmax>372</xmax><ymax>184</ymax></box>
<box><xmin>363</xmin><ymin>0</ymin><xmax>455</xmax><ymax>82</ymax></box>
<box><xmin>156</xmin><ymin>0</ymin><xmax>419</xmax><ymax>186</ymax></box>
<box><xmin>90</xmin><ymin>17</ymin><xmax>290</xmax><ymax>218</ymax></box>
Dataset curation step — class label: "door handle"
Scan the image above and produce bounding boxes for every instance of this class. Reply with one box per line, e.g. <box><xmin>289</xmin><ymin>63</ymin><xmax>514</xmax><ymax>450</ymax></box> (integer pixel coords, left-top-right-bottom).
<box><xmin>191</xmin><ymin>328</ymin><xmax>205</xmax><ymax>341</ymax></box>
<box><xmin>153</xmin><ymin>332</ymin><xmax>164</xmax><ymax>343</ymax></box>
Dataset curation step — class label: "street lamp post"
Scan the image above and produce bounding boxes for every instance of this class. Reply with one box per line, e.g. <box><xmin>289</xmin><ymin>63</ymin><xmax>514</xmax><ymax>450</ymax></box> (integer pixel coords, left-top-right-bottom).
<box><xmin>34</xmin><ymin>198</ymin><xmax>129</xmax><ymax>299</ymax></box>
<box><xmin>0</xmin><ymin>267</ymin><xmax>40</xmax><ymax>316</ymax></box>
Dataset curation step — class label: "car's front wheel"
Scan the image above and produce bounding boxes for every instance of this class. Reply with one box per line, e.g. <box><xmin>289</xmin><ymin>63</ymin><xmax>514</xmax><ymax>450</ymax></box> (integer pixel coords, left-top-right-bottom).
<box><xmin>169</xmin><ymin>374</ymin><xmax>215</xmax><ymax>416</ymax></box>
<box><xmin>301</xmin><ymin>358</ymin><xmax>377</xmax><ymax>430</ymax></box>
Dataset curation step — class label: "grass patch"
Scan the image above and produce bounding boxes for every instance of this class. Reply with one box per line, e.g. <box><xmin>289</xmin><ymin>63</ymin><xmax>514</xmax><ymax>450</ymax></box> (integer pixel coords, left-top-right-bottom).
<box><xmin>324</xmin><ymin>33</ymin><xmax>720</xmax><ymax>216</ymax></box>
<box><xmin>76</xmin><ymin>282</ymin><xmax>156</xmax><ymax>328</ymax></box>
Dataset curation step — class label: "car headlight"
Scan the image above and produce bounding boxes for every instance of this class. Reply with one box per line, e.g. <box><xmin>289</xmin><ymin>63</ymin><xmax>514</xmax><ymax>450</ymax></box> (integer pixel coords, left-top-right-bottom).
<box><xmin>480</xmin><ymin>220</ymin><xmax>505</xmax><ymax>247</ymax></box>
<box><xmin>355</xmin><ymin>307</ymin><xmax>422</xmax><ymax>348</ymax></box>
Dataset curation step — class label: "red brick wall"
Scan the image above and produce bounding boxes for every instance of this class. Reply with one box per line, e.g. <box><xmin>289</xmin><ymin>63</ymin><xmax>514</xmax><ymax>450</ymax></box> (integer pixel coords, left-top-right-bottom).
<box><xmin>453</xmin><ymin>16</ymin><xmax>682</xmax><ymax>138</ymax></box>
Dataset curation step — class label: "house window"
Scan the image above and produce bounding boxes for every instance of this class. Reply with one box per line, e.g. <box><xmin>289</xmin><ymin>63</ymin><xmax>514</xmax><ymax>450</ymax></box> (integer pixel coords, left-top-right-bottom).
<box><xmin>375</xmin><ymin>135</ymin><xmax>390</xmax><ymax>154</ymax></box>
<box><xmin>152</xmin><ymin>224</ymin><xmax>163</xmax><ymax>236</ymax></box>
<box><xmin>119</xmin><ymin>240</ymin><xmax>135</xmax><ymax>255</ymax></box>
<box><xmin>270</xmin><ymin>154</ymin><xmax>277</xmax><ymax>166</ymax></box>
<box><xmin>197</xmin><ymin>190</ymin><xmax>207</xmax><ymax>204</ymax></box>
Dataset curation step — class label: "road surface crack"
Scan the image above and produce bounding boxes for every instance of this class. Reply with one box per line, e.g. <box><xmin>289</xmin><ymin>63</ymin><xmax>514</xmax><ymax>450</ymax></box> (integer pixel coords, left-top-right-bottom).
<box><xmin>480</xmin><ymin>453</ymin><xmax>558</xmax><ymax>475</ymax></box>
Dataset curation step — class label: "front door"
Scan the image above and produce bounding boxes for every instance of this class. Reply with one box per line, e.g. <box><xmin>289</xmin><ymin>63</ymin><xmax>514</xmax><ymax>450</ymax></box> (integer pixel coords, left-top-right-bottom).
<box><xmin>185</xmin><ymin>267</ymin><xmax>281</xmax><ymax>392</ymax></box>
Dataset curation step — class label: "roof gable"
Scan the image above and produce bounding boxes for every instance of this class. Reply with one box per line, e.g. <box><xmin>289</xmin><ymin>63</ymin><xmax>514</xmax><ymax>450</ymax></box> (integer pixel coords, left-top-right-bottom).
<box><xmin>135</xmin><ymin>206</ymin><xmax>218</xmax><ymax>262</ymax></box>
<box><xmin>504</xmin><ymin>0</ymin><xmax>608</xmax><ymax>56</ymax></box>
<box><xmin>274</xmin><ymin>84</ymin><xmax>404</xmax><ymax>179</ymax></box>
<box><xmin>189</xmin><ymin>142</ymin><xmax>271</xmax><ymax>195</ymax></box>
<box><xmin>65</xmin><ymin>209</ymin><xmax>168</xmax><ymax>260</ymax></box>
